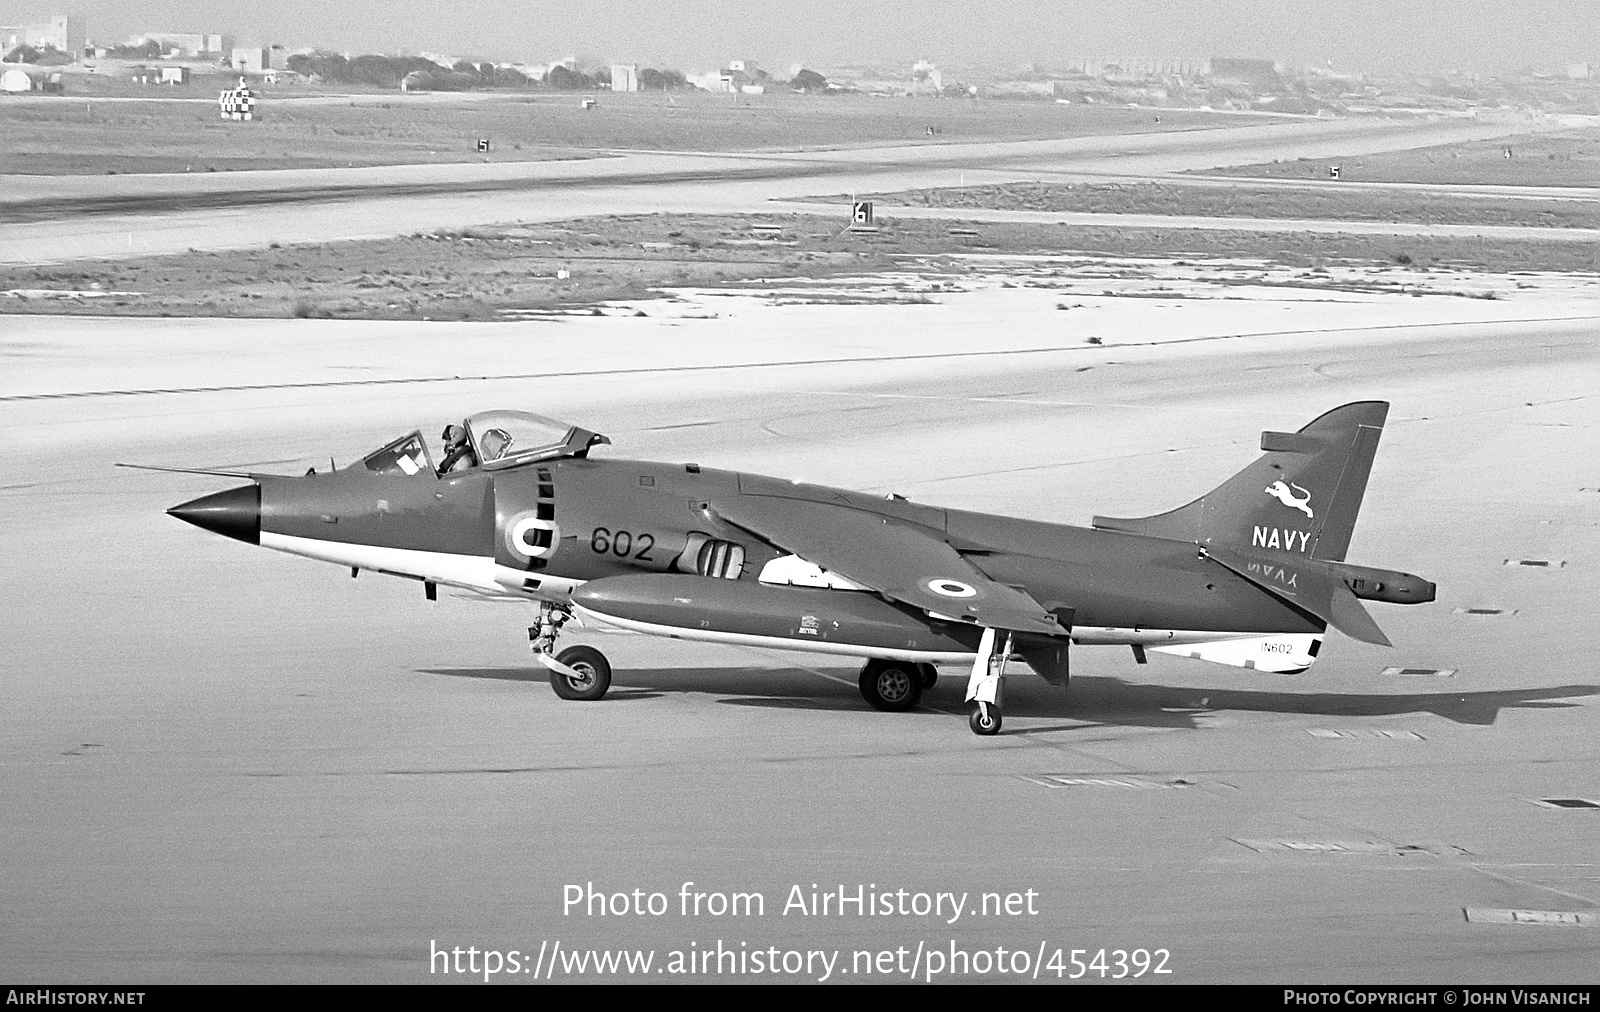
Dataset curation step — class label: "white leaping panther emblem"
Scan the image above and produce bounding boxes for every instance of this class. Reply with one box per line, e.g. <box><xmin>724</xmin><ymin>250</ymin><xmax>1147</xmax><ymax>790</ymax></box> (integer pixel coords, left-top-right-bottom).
<box><xmin>1264</xmin><ymin>480</ymin><xmax>1314</xmax><ymax>519</ymax></box>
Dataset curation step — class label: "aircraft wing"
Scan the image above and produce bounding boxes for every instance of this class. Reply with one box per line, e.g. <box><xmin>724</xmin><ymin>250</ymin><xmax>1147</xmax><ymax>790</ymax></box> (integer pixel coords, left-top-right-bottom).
<box><xmin>707</xmin><ymin>496</ymin><xmax>1067</xmax><ymax>637</ymax></box>
<box><xmin>1204</xmin><ymin>546</ymin><xmax>1391</xmax><ymax>647</ymax></box>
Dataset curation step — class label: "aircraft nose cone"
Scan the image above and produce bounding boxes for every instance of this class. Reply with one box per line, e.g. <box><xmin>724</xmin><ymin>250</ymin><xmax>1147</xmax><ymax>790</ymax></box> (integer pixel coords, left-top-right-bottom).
<box><xmin>168</xmin><ymin>484</ymin><xmax>261</xmax><ymax>545</ymax></box>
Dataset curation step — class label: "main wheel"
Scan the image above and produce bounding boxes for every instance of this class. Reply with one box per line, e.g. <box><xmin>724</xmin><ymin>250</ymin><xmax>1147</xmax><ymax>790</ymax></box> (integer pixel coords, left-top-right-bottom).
<box><xmin>968</xmin><ymin>700</ymin><xmax>1002</xmax><ymax>736</ymax></box>
<box><xmin>859</xmin><ymin>660</ymin><xmax>922</xmax><ymax>712</ymax></box>
<box><xmin>548</xmin><ymin>645</ymin><xmax>612</xmax><ymax>701</ymax></box>
<box><xmin>916</xmin><ymin>663</ymin><xmax>939</xmax><ymax>691</ymax></box>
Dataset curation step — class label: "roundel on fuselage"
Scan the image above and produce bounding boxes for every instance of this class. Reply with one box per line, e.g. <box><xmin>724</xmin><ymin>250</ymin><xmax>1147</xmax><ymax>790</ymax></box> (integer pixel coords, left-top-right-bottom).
<box><xmin>504</xmin><ymin>511</ymin><xmax>560</xmax><ymax>560</ymax></box>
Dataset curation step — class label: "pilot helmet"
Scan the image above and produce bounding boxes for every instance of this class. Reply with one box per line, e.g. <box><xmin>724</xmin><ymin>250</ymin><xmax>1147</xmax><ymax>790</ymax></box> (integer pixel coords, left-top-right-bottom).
<box><xmin>443</xmin><ymin>424</ymin><xmax>467</xmax><ymax>445</ymax></box>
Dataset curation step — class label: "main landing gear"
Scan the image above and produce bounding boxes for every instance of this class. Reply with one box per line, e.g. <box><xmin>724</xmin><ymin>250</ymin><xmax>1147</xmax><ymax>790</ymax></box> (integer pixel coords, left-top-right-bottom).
<box><xmin>857</xmin><ymin>659</ymin><xmax>937</xmax><ymax>712</ymax></box>
<box><xmin>964</xmin><ymin>628</ymin><xmax>1013</xmax><ymax>736</ymax></box>
<box><xmin>530</xmin><ymin>602</ymin><xmax>612</xmax><ymax>701</ymax></box>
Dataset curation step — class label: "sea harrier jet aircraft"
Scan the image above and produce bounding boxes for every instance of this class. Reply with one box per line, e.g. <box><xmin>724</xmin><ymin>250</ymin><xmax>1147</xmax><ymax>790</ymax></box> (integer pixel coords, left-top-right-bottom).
<box><xmin>146</xmin><ymin>401</ymin><xmax>1434</xmax><ymax>736</ymax></box>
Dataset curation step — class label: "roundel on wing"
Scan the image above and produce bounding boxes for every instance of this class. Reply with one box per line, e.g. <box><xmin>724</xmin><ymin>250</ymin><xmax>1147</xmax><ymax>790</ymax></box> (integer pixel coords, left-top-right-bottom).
<box><xmin>504</xmin><ymin>511</ymin><xmax>560</xmax><ymax>560</ymax></box>
<box><xmin>926</xmin><ymin>578</ymin><xmax>978</xmax><ymax>599</ymax></box>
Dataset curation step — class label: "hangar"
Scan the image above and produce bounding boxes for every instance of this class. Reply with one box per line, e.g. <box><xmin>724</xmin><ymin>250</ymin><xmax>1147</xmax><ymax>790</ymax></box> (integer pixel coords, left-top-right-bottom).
<box><xmin>0</xmin><ymin>66</ymin><xmax>63</xmax><ymax>93</ymax></box>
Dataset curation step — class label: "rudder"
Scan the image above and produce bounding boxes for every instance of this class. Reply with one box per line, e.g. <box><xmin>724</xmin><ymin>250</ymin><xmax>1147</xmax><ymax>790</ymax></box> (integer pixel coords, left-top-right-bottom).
<box><xmin>1092</xmin><ymin>401</ymin><xmax>1388</xmax><ymax>563</ymax></box>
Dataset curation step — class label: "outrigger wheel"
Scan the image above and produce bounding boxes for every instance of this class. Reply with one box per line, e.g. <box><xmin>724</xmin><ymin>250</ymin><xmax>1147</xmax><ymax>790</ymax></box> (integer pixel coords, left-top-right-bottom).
<box><xmin>967</xmin><ymin>700</ymin><xmax>1002</xmax><ymax>735</ymax></box>
<box><xmin>548</xmin><ymin>645</ymin><xmax>612</xmax><ymax>701</ymax></box>
<box><xmin>858</xmin><ymin>659</ymin><xmax>923</xmax><ymax>712</ymax></box>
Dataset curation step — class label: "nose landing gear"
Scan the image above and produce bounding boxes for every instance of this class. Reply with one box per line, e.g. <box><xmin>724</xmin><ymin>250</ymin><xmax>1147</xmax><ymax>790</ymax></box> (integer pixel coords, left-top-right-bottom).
<box><xmin>530</xmin><ymin>602</ymin><xmax>612</xmax><ymax>701</ymax></box>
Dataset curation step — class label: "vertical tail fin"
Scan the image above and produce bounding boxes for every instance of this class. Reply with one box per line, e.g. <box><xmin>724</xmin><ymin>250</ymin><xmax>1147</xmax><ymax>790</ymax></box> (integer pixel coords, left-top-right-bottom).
<box><xmin>1092</xmin><ymin>401</ymin><xmax>1388</xmax><ymax>563</ymax></box>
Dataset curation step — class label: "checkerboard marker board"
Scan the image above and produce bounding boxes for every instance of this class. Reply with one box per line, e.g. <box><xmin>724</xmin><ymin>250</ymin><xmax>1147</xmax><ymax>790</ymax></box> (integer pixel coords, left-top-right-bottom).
<box><xmin>219</xmin><ymin>83</ymin><xmax>257</xmax><ymax>121</ymax></box>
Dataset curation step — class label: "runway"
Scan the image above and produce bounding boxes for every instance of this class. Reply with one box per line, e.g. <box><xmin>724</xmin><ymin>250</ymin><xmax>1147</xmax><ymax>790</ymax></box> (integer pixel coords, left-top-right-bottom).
<box><xmin>4</xmin><ymin>113</ymin><xmax>1587</xmax><ymax>265</ymax></box>
<box><xmin>3</xmin><ymin>279</ymin><xmax>1598</xmax><ymax>982</ymax></box>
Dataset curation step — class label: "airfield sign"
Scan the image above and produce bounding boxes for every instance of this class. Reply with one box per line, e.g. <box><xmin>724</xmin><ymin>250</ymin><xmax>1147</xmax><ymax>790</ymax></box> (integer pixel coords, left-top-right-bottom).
<box><xmin>219</xmin><ymin>80</ymin><xmax>256</xmax><ymax>122</ymax></box>
<box><xmin>852</xmin><ymin>201</ymin><xmax>874</xmax><ymax>226</ymax></box>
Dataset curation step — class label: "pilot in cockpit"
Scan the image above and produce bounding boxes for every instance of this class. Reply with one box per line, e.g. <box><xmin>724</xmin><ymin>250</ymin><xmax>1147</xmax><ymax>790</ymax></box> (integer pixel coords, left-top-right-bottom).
<box><xmin>436</xmin><ymin>423</ymin><xmax>478</xmax><ymax>476</ymax></box>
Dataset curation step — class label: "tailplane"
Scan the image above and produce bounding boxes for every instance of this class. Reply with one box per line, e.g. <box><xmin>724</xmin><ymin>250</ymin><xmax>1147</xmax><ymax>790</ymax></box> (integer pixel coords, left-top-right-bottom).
<box><xmin>1093</xmin><ymin>401</ymin><xmax>1388</xmax><ymax>563</ymax></box>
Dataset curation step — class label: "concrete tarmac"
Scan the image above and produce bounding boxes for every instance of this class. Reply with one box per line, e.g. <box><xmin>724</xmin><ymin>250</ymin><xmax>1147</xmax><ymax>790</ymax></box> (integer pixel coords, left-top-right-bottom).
<box><xmin>3</xmin><ymin>281</ymin><xmax>1597</xmax><ymax>983</ymax></box>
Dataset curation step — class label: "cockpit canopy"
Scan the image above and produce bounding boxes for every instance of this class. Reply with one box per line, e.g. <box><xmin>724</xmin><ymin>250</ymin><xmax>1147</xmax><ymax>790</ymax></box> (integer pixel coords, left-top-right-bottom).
<box><xmin>465</xmin><ymin>410</ymin><xmax>610</xmax><ymax>470</ymax></box>
<box><xmin>358</xmin><ymin>412</ymin><xmax>608</xmax><ymax>478</ymax></box>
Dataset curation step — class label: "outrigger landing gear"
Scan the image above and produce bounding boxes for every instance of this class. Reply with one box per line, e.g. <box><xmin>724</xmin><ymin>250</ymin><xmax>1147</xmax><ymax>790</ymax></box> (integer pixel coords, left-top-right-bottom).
<box><xmin>858</xmin><ymin>659</ymin><xmax>923</xmax><ymax>712</ymax></box>
<box><xmin>530</xmin><ymin>602</ymin><xmax>612</xmax><ymax>701</ymax></box>
<box><xmin>964</xmin><ymin>628</ymin><xmax>1012</xmax><ymax>736</ymax></box>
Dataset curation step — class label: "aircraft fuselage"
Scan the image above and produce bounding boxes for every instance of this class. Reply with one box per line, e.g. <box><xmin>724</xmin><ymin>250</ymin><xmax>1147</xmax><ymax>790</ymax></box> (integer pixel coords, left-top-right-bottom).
<box><xmin>227</xmin><ymin>455</ymin><xmax>1323</xmax><ymax>655</ymax></box>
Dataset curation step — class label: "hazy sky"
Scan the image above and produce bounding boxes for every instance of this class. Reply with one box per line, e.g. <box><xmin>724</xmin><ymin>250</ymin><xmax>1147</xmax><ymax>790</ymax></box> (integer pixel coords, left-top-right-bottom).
<box><xmin>8</xmin><ymin>1</ymin><xmax>1595</xmax><ymax>74</ymax></box>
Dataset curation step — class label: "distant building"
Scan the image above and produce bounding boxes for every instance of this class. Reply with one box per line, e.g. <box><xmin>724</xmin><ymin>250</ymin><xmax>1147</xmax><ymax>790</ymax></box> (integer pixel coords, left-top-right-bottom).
<box><xmin>136</xmin><ymin>33</ymin><xmax>229</xmax><ymax>59</ymax></box>
<box><xmin>989</xmin><ymin>80</ymin><xmax>1054</xmax><ymax>98</ymax></box>
<box><xmin>689</xmin><ymin>67</ymin><xmax>745</xmax><ymax>92</ymax></box>
<box><xmin>1061</xmin><ymin>57</ymin><xmax>1208</xmax><ymax>78</ymax></box>
<box><xmin>1210</xmin><ymin>57</ymin><xmax>1280</xmax><ymax>88</ymax></box>
<box><xmin>688</xmin><ymin>69</ymin><xmax>735</xmax><ymax>92</ymax></box>
<box><xmin>610</xmin><ymin>64</ymin><xmax>638</xmax><ymax>92</ymax></box>
<box><xmin>230</xmin><ymin>45</ymin><xmax>287</xmax><ymax>74</ymax></box>
<box><xmin>129</xmin><ymin>64</ymin><xmax>191</xmax><ymax>85</ymax></box>
<box><xmin>129</xmin><ymin>64</ymin><xmax>193</xmax><ymax>84</ymax></box>
<box><xmin>1568</xmin><ymin>63</ymin><xmax>1594</xmax><ymax>80</ymax></box>
<box><xmin>0</xmin><ymin>14</ymin><xmax>84</xmax><ymax>59</ymax></box>
<box><xmin>698</xmin><ymin>59</ymin><xmax>770</xmax><ymax>91</ymax></box>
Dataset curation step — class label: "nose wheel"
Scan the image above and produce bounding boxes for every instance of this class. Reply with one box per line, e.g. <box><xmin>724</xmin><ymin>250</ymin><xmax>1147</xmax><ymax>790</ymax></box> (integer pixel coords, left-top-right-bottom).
<box><xmin>545</xmin><ymin>645</ymin><xmax>612</xmax><ymax>701</ymax></box>
<box><xmin>530</xmin><ymin>603</ymin><xmax>613</xmax><ymax>701</ymax></box>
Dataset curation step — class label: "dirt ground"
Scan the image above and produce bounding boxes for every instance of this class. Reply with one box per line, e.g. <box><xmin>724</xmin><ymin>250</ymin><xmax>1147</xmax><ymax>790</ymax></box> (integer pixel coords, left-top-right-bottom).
<box><xmin>3</xmin><ymin>211</ymin><xmax>1594</xmax><ymax>322</ymax></box>
<box><xmin>1201</xmin><ymin>126</ymin><xmax>1600</xmax><ymax>187</ymax></box>
<box><xmin>0</xmin><ymin>91</ymin><xmax>1262</xmax><ymax>175</ymax></box>
<box><xmin>839</xmin><ymin>180</ymin><xmax>1598</xmax><ymax>229</ymax></box>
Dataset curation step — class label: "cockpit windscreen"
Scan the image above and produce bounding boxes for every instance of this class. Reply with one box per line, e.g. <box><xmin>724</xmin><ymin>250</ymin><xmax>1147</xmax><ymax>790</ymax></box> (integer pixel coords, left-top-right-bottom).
<box><xmin>361</xmin><ymin>431</ymin><xmax>434</xmax><ymax>477</ymax></box>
